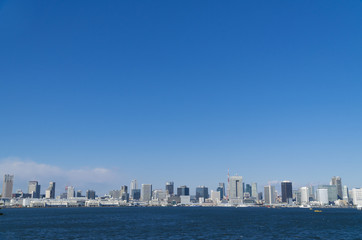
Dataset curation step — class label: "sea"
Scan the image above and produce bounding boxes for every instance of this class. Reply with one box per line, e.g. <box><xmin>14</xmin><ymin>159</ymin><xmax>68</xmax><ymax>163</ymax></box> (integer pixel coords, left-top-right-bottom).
<box><xmin>0</xmin><ymin>207</ymin><xmax>361</xmax><ymax>239</ymax></box>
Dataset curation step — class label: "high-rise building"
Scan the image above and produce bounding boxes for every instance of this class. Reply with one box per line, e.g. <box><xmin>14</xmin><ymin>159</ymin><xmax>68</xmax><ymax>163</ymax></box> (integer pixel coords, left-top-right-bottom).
<box><xmin>245</xmin><ymin>184</ymin><xmax>252</xmax><ymax>196</ymax></box>
<box><xmin>86</xmin><ymin>190</ymin><xmax>96</xmax><ymax>199</ymax></box>
<box><xmin>317</xmin><ymin>188</ymin><xmax>328</xmax><ymax>205</ymax></box>
<box><xmin>2</xmin><ymin>174</ymin><xmax>14</xmax><ymax>199</ymax></box>
<box><xmin>281</xmin><ymin>181</ymin><xmax>293</xmax><ymax>203</ymax></box>
<box><xmin>343</xmin><ymin>185</ymin><xmax>349</xmax><ymax>203</ymax></box>
<box><xmin>45</xmin><ymin>182</ymin><xmax>56</xmax><ymax>199</ymax></box>
<box><xmin>195</xmin><ymin>186</ymin><xmax>209</xmax><ymax>202</ymax></box>
<box><xmin>331</xmin><ymin>176</ymin><xmax>343</xmax><ymax>200</ymax></box>
<box><xmin>166</xmin><ymin>182</ymin><xmax>174</xmax><ymax>195</ymax></box>
<box><xmin>229</xmin><ymin>176</ymin><xmax>243</xmax><ymax>205</ymax></box>
<box><xmin>76</xmin><ymin>190</ymin><xmax>82</xmax><ymax>197</ymax></box>
<box><xmin>251</xmin><ymin>183</ymin><xmax>258</xmax><ymax>199</ymax></box>
<box><xmin>130</xmin><ymin>180</ymin><xmax>137</xmax><ymax>191</ymax></box>
<box><xmin>318</xmin><ymin>185</ymin><xmax>338</xmax><ymax>203</ymax></box>
<box><xmin>218</xmin><ymin>183</ymin><xmax>225</xmax><ymax>198</ymax></box>
<box><xmin>264</xmin><ymin>185</ymin><xmax>275</xmax><ymax>204</ymax></box>
<box><xmin>177</xmin><ymin>186</ymin><xmax>190</xmax><ymax>196</ymax></box>
<box><xmin>121</xmin><ymin>185</ymin><xmax>128</xmax><ymax>201</ymax></box>
<box><xmin>67</xmin><ymin>186</ymin><xmax>75</xmax><ymax>199</ymax></box>
<box><xmin>351</xmin><ymin>188</ymin><xmax>362</xmax><ymax>206</ymax></box>
<box><xmin>141</xmin><ymin>184</ymin><xmax>152</xmax><ymax>202</ymax></box>
<box><xmin>28</xmin><ymin>181</ymin><xmax>41</xmax><ymax>198</ymax></box>
<box><xmin>300</xmin><ymin>187</ymin><xmax>309</xmax><ymax>204</ymax></box>
<box><xmin>131</xmin><ymin>189</ymin><xmax>141</xmax><ymax>200</ymax></box>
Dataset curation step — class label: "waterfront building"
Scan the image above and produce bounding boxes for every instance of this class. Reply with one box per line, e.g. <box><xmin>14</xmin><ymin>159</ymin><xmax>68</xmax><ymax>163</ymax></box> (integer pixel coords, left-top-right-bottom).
<box><xmin>45</xmin><ymin>182</ymin><xmax>56</xmax><ymax>199</ymax></box>
<box><xmin>281</xmin><ymin>181</ymin><xmax>293</xmax><ymax>203</ymax></box>
<box><xmin>77</xmin><ymin>190</ymin><xmax>83</xmax><ymax>197</ymax></box>
<box><xmin>28</xmin><ymin>181</ymin><xmax>41</xmax><ymax>199</ymax></box>
<box><xmin>318</xmin><ymin>185</ymin><xmax>338</xmax><ymax>203</ymax></box>
<box><xmin>317</xmin><ymin>188</ymin><xmax>329</xmax><ymax>205</ymax></box>
<box><xmin>67</xmin><ymin>186</ymin><xmax>75</xmax><ymax>199</ymax></box>
<box><xmin>152</xmin><ymin>190</ymin><xmax>167</xmax><ymax>202</ymax></box>
<box><xmin>195</xmin><ymin>186</ymin><xmax>209</xmax><ymax>202</ymax></box>
<box><xmin>210</xmin><ymin>190</ymin><xmax>221</xmax><ymax>203</ymax></box>
<box><xmin>121</xmin><ymin>185</ymin><xmax>128</xmax><ymax>201</ymax></box>
<box><xmin>229</xmin><ymin>176</ymin><xmax>243</xmax><ymax>205</ymax></box>
<box><xmin>141</xmin><ymin>184</ymin><xmax>152</xmax><ymax>202</ymax></box>
<box><xmin>351</xmin><ymin>188</ymin><xmax>362</xmax><ymax>206</ymax></box>
<box><xmin>110</xmin><ymin>190</ymin><xmax>121</xmax><ymax>199</ymax></box>
<box><xmin>258</xmin><ymin>192</ymin><xmax>263</xmax><ymax>201</ymax></box>
<box><xmin>2</xmin><ymin>174</ymin><xmax>14</xmax><ymax>199</ymax></box>
<box><xmin>331</xmin><ymin>176</ymin><xmax>343</xmax><ymax>200</ymax></box>
<box><xmin>86</xmin><ymin>190</ymin><xmax>96</xmax><ymax>199</ymax></box>
<box><xmin>300</xmin><ymin>187</ymin><xmax>309</xmax><ymax>204</ymax></box>
<box><xmin>218</xmin><ymin>183</ymin><xmax>225</xmax><ymax>198</ymax></box>
<box><xmin>177</xmin><ymin>185</ymin><xmax>190</xmax><ymax>196</ymax></box>
<box><xmin>264</xmin><ymin>185</ymin><xmax>275</xmax><ymax>204</ymax></box>
<box><xmin>251</xmin><ymin>183</ymin><xmax>258</xmax><ymax>199</ymax></box>
<box><xmin>165</xmin><ymin>182</ymin><xmax>174</xmax><ymax>195</ymax></box>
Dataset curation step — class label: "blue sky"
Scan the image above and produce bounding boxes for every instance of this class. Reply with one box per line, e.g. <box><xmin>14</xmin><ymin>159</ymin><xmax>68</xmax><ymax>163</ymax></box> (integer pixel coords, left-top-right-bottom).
<box><xmin>1</xmin><ymin>1</ymin><xmax>362</xmax><ymax>195</ymax></box>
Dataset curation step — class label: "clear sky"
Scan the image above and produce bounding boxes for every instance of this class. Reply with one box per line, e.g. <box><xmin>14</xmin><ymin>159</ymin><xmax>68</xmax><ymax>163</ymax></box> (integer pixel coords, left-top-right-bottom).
<box><xmin>1</xmin><ymin>1</ymin><xmax>362</xmax><ymax>195</ymax></box>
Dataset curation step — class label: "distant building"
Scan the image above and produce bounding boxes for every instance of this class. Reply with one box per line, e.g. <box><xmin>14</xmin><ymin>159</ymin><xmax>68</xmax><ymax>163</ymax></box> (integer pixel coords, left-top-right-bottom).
<box><xmin>28</xmin><ymin>181</ymin><xmax>41</xmax><ymax>199</ymax></box>
<box><xmin>166</xmin><ymin>182</ymin><xmax>174</xmax><ymax>195</ymax></box>
<box><xmin>177</xmin><ymin>185</ymin><xmax>190</xmax><ymax>196</ymax></box>
<box><xmin>131</xmin><ymin>189</ymin><xmax>141</xmax><ymax>200</ymax></box>
<box><xmin>251</xmin><ymin>183</ymin><xmax>258</xmax><ymax>199</ymax></box>
<box><xmin>317</xmin><ymin>188</ymin><xmax>328</xmax><ymax>205</ymax></box>
<box><xmin>245</xmin><ymin>184</ymin><xmax>252</xmax><ymax>196</ymax></box>
<box><xmin>281</xmin><ymin>181</ymin><xmax>293</xmax><ymax>203</ymax></box>
<box><xmin>141</xmin><ymin>184</ymin><xmax>152</xmax><ymax>202</ymax></box>
<box><xmin>2</xmin><ymin>174</ymin><xmax>14</xmax><ymax>199</ymax></box>
<box><xmin>264</xmin><ymin>185</ymin><xmax>275</xmax><ymax>204</ymax></box>
<box><xmin>86</xmin><ymin>190</ymin><xmax>96</xmax><ymax>199</ymax></box>
<box><xmin>110</xmin><ymin>190</ymin><xmax>121</xmax><ymax>199</ymax></box>
<box><xmin>300</xmin><ymin>187</ymin><xmax>309</xmax><ymax>204</ymax></box>
<box><xmin>76</xmin><ymin>190</ymin><xmax>83</xmax><ymax>197</ymax></box>
<box><xmin>229</xmin><ymin>176</ymin><xmax>243</xmax><ymax>205</ymax></box>
<box><xmin>351</xmin><ymin>188</ymin><xmax>362</xmax><ymax>206</ymax></box>
<box><xmin>343</xmin><ymin>185</ymin><xmax>349</xmax><ymax>203</ymax></box>
<box><xmin>67</xmin><ymin>186</ymin><xmax>75</xmax><ymax>199</ymax></box>
<box><xmin>130</xmin><ymin>180</ymin><xmax>137</xmax><ymax>191</ymax></box>
<box><xmin>331</xmin><ymin>176</ymin><xmax>343</xmax><ymax>200</ymax></box>
<box><xmin>211</xmin><ymin>190</ymin><xmax>221</xmax><ymax>203</ymax></box>
<box><xmin>318</xmin><ymin>185</ymin><xmax>338</xmax><ymax>203</ymax></box>
<box><xmin>195</xmin><ymin>186</ymin><xmax>209</xmax><ymax>202</ymax></box>
<box><xmin>218</xmin><ymin>183</ymin><xmax>225</xmax><ymax>198</ymax></box>
<box><xmin>45</xmin><ymin>182</ymin><xmax>56</xmax><ymax>199</ymax></box>
<box><xmin>121</xmin><ymin>185</ymin><xmax>128</xmax><ymax>201</ymax></box>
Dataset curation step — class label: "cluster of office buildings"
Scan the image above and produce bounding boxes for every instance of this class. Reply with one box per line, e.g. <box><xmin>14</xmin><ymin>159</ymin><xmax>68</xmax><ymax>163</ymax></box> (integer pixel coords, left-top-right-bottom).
<box><xmin>1</xmin><ymin>174</ymin><xmax>362</xmax><ymax>208</ymax></box>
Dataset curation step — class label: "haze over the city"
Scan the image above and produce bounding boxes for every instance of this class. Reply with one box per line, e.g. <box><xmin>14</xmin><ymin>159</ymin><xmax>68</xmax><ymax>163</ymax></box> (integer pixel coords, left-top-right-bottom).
<box><xmin>1</xmin><ymin>0</ymin><xmax>362</xmax><ymax>194</ymax></box>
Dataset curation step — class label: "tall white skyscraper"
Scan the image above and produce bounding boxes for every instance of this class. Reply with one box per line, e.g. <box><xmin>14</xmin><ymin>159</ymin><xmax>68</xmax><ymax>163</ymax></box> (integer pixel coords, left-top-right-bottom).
<box><xmin>317</xmin><ymin>188</ymin><xmax>328</xmax><ymax>205</ymax></box>
<box><xmin>141</xmin><ymin>184</ymin><xmax>152</xmax><ymax>202</ymax></box>
<box><xmin>28</xmin><ymin>181</ymin><xmax>41</xmax><ymax>198</ymax></box>
<box><xmin>67</xmin><ymin>186</ymin><xmax>75</xmax><ymax>199</ymax></box>
<box><xmin>264</xmin><ymin>185</ymin><xmax>275</xmax><ymax>204</ymax></box>
<box><xmin>300</xmin><ymin>187</ymin><xmax>310</xmax><ymax>204</ymax></box>
<box><xmin>351</xmin><ymin>188</ymin><xmax>362</xmax><ymax>206</ymax></box>
<box><xmin>251</xmin><ymin>182</ymin><xmax>258</xmax><ymax>199</ymax></box>
<box><xmin>2</xmin><ymin>174</ymin><xmax>14</xmax><ymax>199</ymax></box>
<box><xmin>229</xmin><ymin>176</ymin><xmax>243</xmax><ymax>205</ymax></box>
<box><xmin>130</xmin><ymin>180</ymin><xmax>137</xmax><ymax>191</ymax></box>
<box><xmin>343</xmin><ymin>185</ymin><xmax>349</xmax><ymax>202</ymax></box>
<box><xmin>45</xmin><ymin>182</ymin><xmax>56</xmax><ymax>199</ymax></box>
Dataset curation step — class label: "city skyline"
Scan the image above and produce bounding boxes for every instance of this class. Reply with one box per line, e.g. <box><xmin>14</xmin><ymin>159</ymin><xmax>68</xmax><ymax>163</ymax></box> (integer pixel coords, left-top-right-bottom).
<box><xmin>1</xmin><ymin>1</ymin><xmax>362</xmax><ymax>194</ymax></box>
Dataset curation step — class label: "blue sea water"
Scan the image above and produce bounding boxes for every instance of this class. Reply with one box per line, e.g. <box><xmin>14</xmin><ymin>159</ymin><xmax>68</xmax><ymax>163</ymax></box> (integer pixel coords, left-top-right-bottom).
<box><xmin>0</xmin><ymin>207</ymin><xmax>361</xmax><ymax>239</ymax></box>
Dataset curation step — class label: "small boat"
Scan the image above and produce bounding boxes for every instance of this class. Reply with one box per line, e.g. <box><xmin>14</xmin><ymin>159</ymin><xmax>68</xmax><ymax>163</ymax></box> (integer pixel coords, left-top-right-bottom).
<box><xmin>314</xmin><ymin>210</ymin><xmax>322</xmax><ymax>213</ymax></box>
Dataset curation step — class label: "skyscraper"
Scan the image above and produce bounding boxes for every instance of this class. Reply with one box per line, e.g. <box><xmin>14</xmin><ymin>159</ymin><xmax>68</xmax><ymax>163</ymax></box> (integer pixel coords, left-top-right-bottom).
<box><xmin>343</xmin><ymin>185</ymin><xmax>349</xmax><ymax>202</ymax></box>
<box><xmin>281</xmin><ymin>181</ymin><xmax>293</xmax><ymax>203</ymax></box>
<box><xmin>218</xmin><ymin>182</ymin><xmax>225</xmax><ymax>198</ymax></box>
<box><xmin>264</xmin><ymin>185</ymin><xmax>275</xmax><ymax>204</ymax></box>
<box><xmin>141</xmin><ymin>184</ymin><xmax>152</xmax><ymax>202</ymax></box>
<box><xmin>130</xmin><ymin>180</ymin><xmax>137</xmax><ymax>191</ymax></box>
<box><xmin>166</xmin><ymin>182</ymin><xmax>174</xmax><ymax>195</ymax></box>
<box><xmin>300</xmin><ymin>187</ymin><xmax>309</xmax><ymax>204</ymax></box>
<box><xmin>45</xmin><ymin>182</ymin><xmax>56</xmax><ymax>199</ymax></box>
<box><xmin>331</xmin><ymin>176</ymin><xmax>343</xmax><ymax>200</ymax></box>
<box><xmin>67</xmin><ymin>186</ymin><xmax>75</xmax><ymax>199</ymax></box>
<box><xmin>2</xmin><ymin>174</ymin><xmax>14</xmax><ymax>199</ymax></box>
<box><xmin>251</xmin><ymin>183</ymin><xmax>258</xmax><ymax>199</ymax></box>
<box><xmin>229</xmin><ymin>176</ymin><xmax>243</xmax><ymax>205</ymax></box>
<box><xmin>121</xmin><ymin>185</ymin><xmax>128</xmax><ymax>201</ymax></box>
<box><xmin>28</xmin><ymin>181</ymin><xmax>41</xmax><ymax>198</ymax></box>
<box><xmin>86</xmin><ymin>190</ymin><xmax>96</xmax><ymax>199</ymax></box>
<box><xmin>245</xmin><ymin>184</ymin><xmax>252</xmax><ymax>196</ymax></box>
<box><xmin>195</xmin><ymin>186</ymin><xmax>209</xmax><ymax>202</ymax></box>
<box><xmin>177</xmin><ymin>185</ymin><xmax>190</xmax><ymax>196</ymax></box>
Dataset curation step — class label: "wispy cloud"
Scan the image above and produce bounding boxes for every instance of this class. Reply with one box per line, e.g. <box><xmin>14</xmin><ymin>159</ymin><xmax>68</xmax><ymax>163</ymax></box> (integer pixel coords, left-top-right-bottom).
<box><xmin>0</xmin><ymin>157</ymin><xmax>124</xmax><ymax>195</ymax></box>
